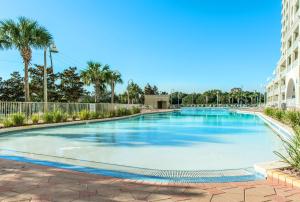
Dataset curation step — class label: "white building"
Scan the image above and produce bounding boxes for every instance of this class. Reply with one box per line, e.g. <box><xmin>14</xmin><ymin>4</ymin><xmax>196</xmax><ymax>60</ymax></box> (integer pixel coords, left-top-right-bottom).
<box><xmin>266</xmin><ymin>0</ymin><xmax>300</xmax><ymax>109</ymax></box>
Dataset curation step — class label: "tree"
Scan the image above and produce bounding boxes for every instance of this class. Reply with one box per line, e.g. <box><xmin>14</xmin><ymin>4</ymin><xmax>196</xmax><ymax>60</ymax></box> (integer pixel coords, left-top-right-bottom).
<box><xmin>81</xmin><ymin>61</ymin><xmax>109</xmax><ymax>103</ymax></box>
<box><xmin>144</xmin><ymin>83</ymin><xmax>153</xmax><ymax>95</ymax></box>
<box><xmin>59</xmin><ymin>67</ymin><xmax>85</xmax><ymax>102</ymax></box>
<box><xmin>144</xmin><ymin>83</ymin><xmax>159</xmax><ymax>95</ymax></box>
<box><xmin>29</xmin><ymin>65</ymin><xmax>59</xmax><ymax>102</ymax></box>
<box><xmin>0</xmin><ymin>17</ymin><xmax>53</xmax><ymax>101</ymax></box>
<box><xmin>0</xmin><ymin>72</ymin><xmax>24</xmax><ymax>101</ymax></box>
<box><xmin>128</xmin><ymin>82</ymin><xmax>143</xmax><ymax>104</ymax></box>
<box><xmin>105</xmin><ymin>69</ymin><xmax>123</xmax><ymax>103</ymax></box>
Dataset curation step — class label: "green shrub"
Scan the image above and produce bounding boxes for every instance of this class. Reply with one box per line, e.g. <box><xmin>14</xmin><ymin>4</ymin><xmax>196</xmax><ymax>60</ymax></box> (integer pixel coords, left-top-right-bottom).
<box><xmin>31</xmin><ymin>114</ymin><xmax>40</xmax><ymax>124</ymax></box>
<box><xmin>284</xmin><ymin>111</ymin><xmax>300</xmax><ymax>127</ymax></box>
<box><xmin>264</xmin><ymin>107</ymin><xmax>275</xmax><ymax>117</ymax></box>
<box><xmin>79</xmin><ymin>110</ymin><xmax>90</xmax><ymax>120</ymax></box>
<box><xmin>274</xmin><ymin>110</ymin><xmax>284</xmax><ymax>121</ymax></box>
<box><xmin>109</xmin><ymin>110</ymin><xmax>116</xmax><ymax>118</ymax></box>
<box><xmin>90</xmin><ymin>112</ymin><xmax>98</xmax><ymax>119</ymax></box>
<box><xmin>274</xmin><ymin>126</ymin><xmax>300</xmax><ymax>170</ymax></box>
<box><xmin>11</xmin><ymin>113</ymin><xmax>25</xmax><ymax>126</ymax></box>
<box><xmin>71</xmin><ymin>113</ymin><xmax>78</xmax><ymax>121</ymax></box>
<box><xmin>131</xmin><ymin>107</ymin><xmax>141</xmax><ymax>114</ymax></box>
<box><xmin>53</xmin><ymin>111</ymin><xmax>65</xmax><ymax>123</ymax></box>
<box><xmin>43</xmin><ymin>112</ymin><xmax>54</xmax><ymax>123</ymax></box>
<box><xmin>3</xmin><ymin>118</ymin><xmax>14</xmax><ymax>127</ymax></box>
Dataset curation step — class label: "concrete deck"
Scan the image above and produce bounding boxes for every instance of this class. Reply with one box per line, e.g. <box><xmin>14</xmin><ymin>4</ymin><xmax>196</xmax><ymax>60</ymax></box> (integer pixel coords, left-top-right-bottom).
<box><xmin>0</xmin><ymin>159</ymin><xmax>300</xmax><ymax>202</ymax></box>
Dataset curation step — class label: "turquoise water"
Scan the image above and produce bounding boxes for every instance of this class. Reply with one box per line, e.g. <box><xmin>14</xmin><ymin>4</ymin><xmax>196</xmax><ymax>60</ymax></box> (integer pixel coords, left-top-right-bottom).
<box><xmin>0</xmin><ymin>108</ymin><xmax>283</xmax><ymax>173</ymax></box>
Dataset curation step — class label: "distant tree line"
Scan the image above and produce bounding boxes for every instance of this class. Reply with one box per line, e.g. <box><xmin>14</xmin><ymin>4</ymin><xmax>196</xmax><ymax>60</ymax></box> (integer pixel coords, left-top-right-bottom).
<box><xmin>171</xmin><ymin>88</ymin><xmax>265</xmax><ymax>105</ymax></box>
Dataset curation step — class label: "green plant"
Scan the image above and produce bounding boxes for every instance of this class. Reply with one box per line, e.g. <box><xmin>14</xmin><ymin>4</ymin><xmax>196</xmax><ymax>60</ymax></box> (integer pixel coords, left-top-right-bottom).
<box><xmin>109</xmin><ymin>110</ymin><xmax>116</xmax><ymax>118</ymax></box>
<box><xmin>284</xmin><ymin>111</ymin><xmax>300</xmax><ymax>127</ymax></box>
<box><xmin>31</xmin><ymin>114</ymin><xmax>40</xmax><ymax>124</ymax></box>
<box><xmin>79</xmin><ymin>110</ymin><xmax>90</xmax><ymax>120</ymax></box>
<box><xmin>264</xmin><ymin>107</ymin><xmax>275</xmax><ymax>117</ymax></box>
<box><xmin>274</xmin><ymin>126</ymin><xmax>300</xmax><ymax>170</ymax></box>
<box><xmin>43</xmin><ymin>112</ymin><xmax>54</xmax><ymax>123</ymax></box>
<box><xmin>274</xmin><ymin>110</ymin><xmax>284</xmax><ymax>121</ymax></box>
<box><xmin>71</xmin><ymin>113</ymin><xmax>78</xmax><ymax>121</ymax></box>
<box><xmin>131</xmin><ymin>107</ymin><xmax>141</xmax><ymax>114</ymax></box>
<box><xmin>3</xmin><ymin>118</ymin><xmax>14</xmax><ymax>127</ymax></box>
<box><xmin>53</xmin><ymin>111</ymin><xmax>64</xmax><ymax>123</ymax></box>
<box><xmin>11</xmin><ymin>113</ymin><xmax>25</xmax><ymax>126</ymax></box>
<box><xmin>90</xmin><ymin>112</ymin><xmax>98</xmax><ymax>119</ymax></box>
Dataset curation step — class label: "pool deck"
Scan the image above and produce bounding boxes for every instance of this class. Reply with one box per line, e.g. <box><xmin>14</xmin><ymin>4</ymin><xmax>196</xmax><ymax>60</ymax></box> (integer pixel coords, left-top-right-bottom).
<box><xmin>1</xmin><ymin>159</ymin><xmax>300</xmax><ymax>202</ymax></box>
<box><xmin>1</xmin><ymin>108</ymin><xmax>300</xmax><ymax>201</ymax></box>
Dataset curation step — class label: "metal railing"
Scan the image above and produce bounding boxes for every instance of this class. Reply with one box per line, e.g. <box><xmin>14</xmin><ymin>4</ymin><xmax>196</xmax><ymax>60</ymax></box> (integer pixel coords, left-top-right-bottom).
<box><xmin>0</xmin><ymin>102</ymin><xmax>140</xmax><ymax>118</ymax></box>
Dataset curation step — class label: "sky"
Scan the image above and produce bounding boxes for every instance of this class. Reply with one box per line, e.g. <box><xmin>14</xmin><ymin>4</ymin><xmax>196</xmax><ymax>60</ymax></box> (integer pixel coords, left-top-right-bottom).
<box><xmin>0</xmin><ymin>0</ymin><xmax>281</xmax><ymax>93</ymax></box>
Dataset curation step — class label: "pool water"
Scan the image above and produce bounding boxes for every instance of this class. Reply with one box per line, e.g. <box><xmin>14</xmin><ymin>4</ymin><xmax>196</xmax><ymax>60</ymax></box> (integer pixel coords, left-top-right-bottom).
<box><xmin>0</xmin><ymin>108</ymin><xmax>284</xmax><ymax>181</ymax></box>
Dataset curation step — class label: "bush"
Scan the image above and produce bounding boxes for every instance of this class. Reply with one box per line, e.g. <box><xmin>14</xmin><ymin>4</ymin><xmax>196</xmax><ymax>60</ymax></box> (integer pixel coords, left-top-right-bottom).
<box><xmin>3</xmin><ymin>118</ymin><xmax>14</xmax><ymax>127</ymax></box>
<box><xmin>79</xmin><ymin>110</ymin><xmax>90</xmax><ymax>120</ymax></box>
<box><xmin>90</xmin><ymin>112</ymin><xmax>98</xmax><ymax>119</ymax></box>
<box><xmin>108</xmin><ymin>110</ymin><xmax>116</xmax><ymax>118</ymax></box>
<box><xmin>43</xmin><ymin>112</ymin><xmax>54</xmax><ymax>123</ymax></box>
<box><xmin>31</xmin><ymin>114</ymin><xmax>40</xmax><ymax>124</ymax></box>
<box><xmin>11</xmin><ymin>113</ymin><xmax>25</xmax><ymax>126</ymax></box>
<box><xmin>53</xmin><ymin>111</ymin><xmax>65</xmax><ymax>123</ymax></box>
<box><xmin>274</xmin><ymin>110</ymin><xmax>284</xmax><ymax>121</ymax></box>
<box><xmin>274</xmin><ymin>126</ymin><xmax>300</xmax><ymax>170</ymax></box>
<box><xmin>131</xmin><ymin>107</ymin><xmax>141</xmax><ymax>114</ymax></box>
<box><xmin>71</xmin><ymin>113</ymin><xmax>78</xmax><ymax>121</ymax></box>
<box><xmin>264</xmin><ymin>107</ymin><xmax>275</xmax><ymax>117</ymax></box>
<box><xmin>284</xmin><ymin>111</ymin><xmax>300</xmax><ymax>127</ymax></box>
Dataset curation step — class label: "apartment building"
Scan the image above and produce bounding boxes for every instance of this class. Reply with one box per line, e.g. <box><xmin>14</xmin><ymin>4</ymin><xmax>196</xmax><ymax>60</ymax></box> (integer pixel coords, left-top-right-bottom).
<box><xmin>266</xmin><ymin>0</ymin><xmax>300</xmax><ymax>109</ymax></box>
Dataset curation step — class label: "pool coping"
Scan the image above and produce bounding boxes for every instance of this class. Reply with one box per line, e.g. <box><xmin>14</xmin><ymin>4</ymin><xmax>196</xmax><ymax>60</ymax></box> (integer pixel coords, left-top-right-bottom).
<box><xmin>0</xmin><ymin>109</ymin><xmax>175</xmax><ymax>135</ymax></box>
<box><xmin>235</xmin><ymin>110</ymin><xmax>293</xmax><ymax>177</ymax></box>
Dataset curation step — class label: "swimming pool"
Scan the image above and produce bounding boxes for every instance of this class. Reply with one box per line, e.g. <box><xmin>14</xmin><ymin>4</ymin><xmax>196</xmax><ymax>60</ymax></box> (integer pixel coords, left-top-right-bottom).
<box><xmin>0</xmin><ymin>108</ymin><xmax>284</xmax><ymax>182</ymax></box>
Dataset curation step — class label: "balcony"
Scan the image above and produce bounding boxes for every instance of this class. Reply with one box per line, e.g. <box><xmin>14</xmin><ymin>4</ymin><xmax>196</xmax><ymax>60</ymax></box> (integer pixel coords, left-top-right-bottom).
<box><xmin>286</xmin><ymin>98</ymin><xmax>296</xmax><ymax>108</ymax></box>
<box><xmin>281</xmin><ymin>85</ymin><xmax>286</xmax><ymax>92</ymax></box>
<box><xmin>273</xmin><ymin>88</ymin><xmax>279</xmax><ymax>95</ymax></box>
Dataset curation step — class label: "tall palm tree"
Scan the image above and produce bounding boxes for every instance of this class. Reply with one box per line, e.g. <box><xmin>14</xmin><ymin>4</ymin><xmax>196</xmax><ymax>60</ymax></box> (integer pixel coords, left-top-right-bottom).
<box><xmin>81</xmin><ymin>61</ymin><xmax>109</xmax><ymax>103</ymax></box>
<box><xmin>0</xmin><ymin>17</ymin><xmax>53</xmax><ymax>101</ymax></box>
<box><xmin>106</xmin><ymin>69</ymin><xmax>123</xmax><ymax>103</ymax></box>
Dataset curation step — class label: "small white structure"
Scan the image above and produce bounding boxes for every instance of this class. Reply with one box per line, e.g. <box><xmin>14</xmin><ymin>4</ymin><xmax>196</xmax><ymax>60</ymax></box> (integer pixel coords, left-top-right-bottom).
<box><xmin>144</xmin><ymin>95</ymin><xmax>170</xmax><ymax>109</ymax></box>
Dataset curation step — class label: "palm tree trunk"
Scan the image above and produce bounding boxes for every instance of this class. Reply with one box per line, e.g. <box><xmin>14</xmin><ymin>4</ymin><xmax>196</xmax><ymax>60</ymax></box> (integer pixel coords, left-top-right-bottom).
<box><xmin>21</xmin><ymin>47</ymin><xmax>32</xmax><ymax>102</ymax></box>
<box><xmin>94</xmin><ymin>82</ymin><xmax>100</xmax><ymax>103</ymax></box>
<box><xmin>111</xmin><ymin>81</ymin><xmax>114</xmax><ymax>104</ymax></box>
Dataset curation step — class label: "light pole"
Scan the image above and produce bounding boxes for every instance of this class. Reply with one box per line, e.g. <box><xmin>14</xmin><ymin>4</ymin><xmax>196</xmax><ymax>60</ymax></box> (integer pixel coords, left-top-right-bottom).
<box><xmin>127</xmin><ymin>79</ymin><xmax>133</xmax><ymax>105</ymax></box>
<box><xmin>177</xmin><ymin>92</ymin><xmax>180</xmax><ymax>108</ymax></box>
<box><xmin>217</xmin><ymin>91</ymin><xmax>219</xmax><ymax>107</ymax></box>
<box><xmin>44</xmin><ymin>43</ymin><xmax>58</xmax><ymax>112</ymax></box>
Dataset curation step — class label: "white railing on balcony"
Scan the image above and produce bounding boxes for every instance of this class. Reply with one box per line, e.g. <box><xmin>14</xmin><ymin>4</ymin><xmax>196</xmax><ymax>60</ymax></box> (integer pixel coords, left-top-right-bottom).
<box><xmin>0</xmin><ymin>102</ymin><xmax>141</xmax><ymax>118</ymax></box>
<box><xmin>286</xmin><ymin>98</ymin><xmax>296</xmax><ymax>108</ymax></box>
<box><xmin>273</xmin><ymin>88</ymin><xmax>279</xmax><ymax>95</ymax></box>
<box><xmin>280</xmin><ymin>85</ymin><xmax>286</xmax><ymax>92</ymax></box>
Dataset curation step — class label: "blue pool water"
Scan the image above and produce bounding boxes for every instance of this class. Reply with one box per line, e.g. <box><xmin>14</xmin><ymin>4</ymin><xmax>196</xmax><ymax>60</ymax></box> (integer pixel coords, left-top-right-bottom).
<box><xmin>0</xmin><ymin>108</ymin><xmax>284</xmax><ymax>182</ymax></box>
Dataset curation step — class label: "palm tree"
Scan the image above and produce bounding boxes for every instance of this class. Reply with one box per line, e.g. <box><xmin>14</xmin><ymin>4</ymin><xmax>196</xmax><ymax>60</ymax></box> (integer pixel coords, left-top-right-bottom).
<box><xmin>0</xmin><ymin>17</ymin><xmax>53</xmax><ymax>101</ymax></box>
<box><xmin>106</xmin><ymin>69</ymin><xmax>123</xmax><ymax>103</ymax></box>
<box><xmin>128</xmin><ymin>82</ymin><xmax>142</xmax><ymax>104</ymax></box>
<box><xmin>81</xmin><ymin>61</ymin><xmax>109</xmax><ymax>103</ymax></box>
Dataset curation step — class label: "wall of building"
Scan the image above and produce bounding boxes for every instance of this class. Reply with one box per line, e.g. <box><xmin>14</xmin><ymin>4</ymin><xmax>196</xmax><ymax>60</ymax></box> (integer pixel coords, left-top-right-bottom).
<box><xmin>144</xmin><ymin>95</ymin><xmax>170</xmax><ymax>109</ymax></box>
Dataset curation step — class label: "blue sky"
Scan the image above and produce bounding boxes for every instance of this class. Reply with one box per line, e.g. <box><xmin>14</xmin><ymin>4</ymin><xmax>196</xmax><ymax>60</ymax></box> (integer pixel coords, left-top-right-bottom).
<box><xmin>0</xmin><ymin>0</ymin><xmax>281</xmax><ymax>93</ymax></box>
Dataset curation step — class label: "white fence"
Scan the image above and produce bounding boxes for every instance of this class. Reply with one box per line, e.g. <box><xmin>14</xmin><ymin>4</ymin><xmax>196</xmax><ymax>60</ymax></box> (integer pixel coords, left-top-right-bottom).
<box><xmin>0</xmin><ymin>102</ymin><xmax>141</xmax><ymax>118</ymax></box>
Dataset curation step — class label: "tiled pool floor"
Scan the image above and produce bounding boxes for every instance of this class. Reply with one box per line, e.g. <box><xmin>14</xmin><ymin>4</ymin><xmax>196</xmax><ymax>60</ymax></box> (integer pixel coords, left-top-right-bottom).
<box><xmin>0</xmin><ymin>159</ymin><xmax>300</xmax><ymax>201</ymax></box>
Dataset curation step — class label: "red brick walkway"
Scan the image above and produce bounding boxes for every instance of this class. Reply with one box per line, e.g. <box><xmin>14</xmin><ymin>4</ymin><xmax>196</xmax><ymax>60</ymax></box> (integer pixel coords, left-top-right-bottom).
<box><xmin>0</xmin><ymin>159</ymin><xmax>300</xmax><ymax>202</ymax></box>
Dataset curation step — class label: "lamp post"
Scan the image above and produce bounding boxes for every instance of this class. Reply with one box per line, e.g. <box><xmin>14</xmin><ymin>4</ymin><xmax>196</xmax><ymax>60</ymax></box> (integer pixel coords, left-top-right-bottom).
<box><xmin>43</xmin><ymin>43</ymin><xmax>58</xmax><ymax>112</ymax></box>
<box><xmin>217</xmin><ymin>91</ymin><xmax>219</xmax><ymax>107</ymax></box>
<box><xmin>127</xmin><ymin>79</ymin><xmax>133</xmax><ymax>105</ymax></box>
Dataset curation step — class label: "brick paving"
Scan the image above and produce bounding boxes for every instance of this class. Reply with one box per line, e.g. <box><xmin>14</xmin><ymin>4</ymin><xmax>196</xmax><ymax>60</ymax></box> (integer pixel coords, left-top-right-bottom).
<box><xmin>0</xmin><ymin>159</ymin><xmax>300</xmax><ymax>202</ymax></box>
